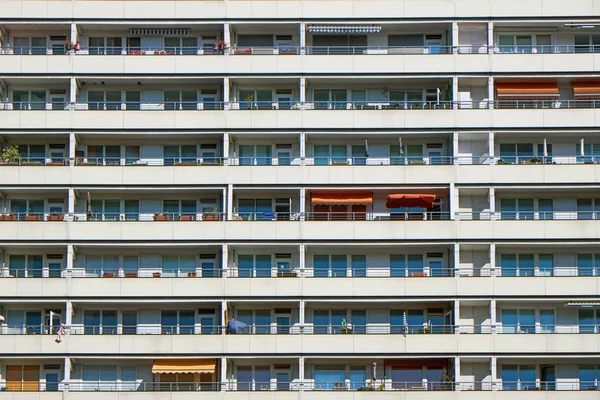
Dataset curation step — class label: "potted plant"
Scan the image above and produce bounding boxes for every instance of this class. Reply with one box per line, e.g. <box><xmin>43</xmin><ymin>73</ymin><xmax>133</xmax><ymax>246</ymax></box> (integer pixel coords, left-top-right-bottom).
<box><xmin>203</xmin><ymin>212</ymin><xmax>220</xmax><ymax>221</ymax></box>
<box><xmin>1</xmin><ymin>144</ymin><xmax>20</xmax><ymax>164</ymax></box>
<box><xmin>102</xmin><ymin>272</ymin><xmax>115</xmax><ymax>278</ymax></box>
<box><xmin>24</xmin><ymin>214</ymin><xmax>40</xmax><ymax>221</ymax></box>
<box><xmin>153</xmin><ymin>214</ymin><xmax>171</xmax><ymax>221</ymax></box>
<box><xmin>48</xmin><ymin>213</ymin><xmax>64</xmax><ymax>221</ymax></box>
<box><xmin>496</xmin><ymin>158</ymin><xmax>506</xmax><ymax>165</ymax></box>
<box><xmin>187</xmin><ymin>272</ymin><xmax>197</xmax><ymax>278</ymax></box>
<box><xmin>213</xmin><ymin>40</ymin><xmax>226</xmax><ymax>54</ymax></box>
<box><xmin>440</xmin><ymin>368</ymin><xmax>454</xmax><ymax>391</ymax></box>
<box><xmin>152</xmin><ymin>272</ymin><xmax>161</xmax><ymax>278</ymax></box>
<box><xmin>179</xmin><ymin>215</ymin><xmax>195</xmax><ymax>221</ymax></box>
<box><xmin>235</xmin><ymin>47</ymin><xmax>252</xmax><ymax>55</ymax></box>
<box><xmin>530</xmin><ymin>157</ymin><xmax>541</xmax><ymax>164</ymax></box>
<box><xmin>125</xmin><ymin>272</ymin><xmax>137</xmax><ymax>278</ymax></box>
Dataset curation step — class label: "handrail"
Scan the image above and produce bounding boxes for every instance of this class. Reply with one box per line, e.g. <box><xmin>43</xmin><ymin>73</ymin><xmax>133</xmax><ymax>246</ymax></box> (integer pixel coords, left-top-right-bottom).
<box><xmin>2</xmin><ymin>155</ymin><xmax>599</xmax><ymax>166</ymax></box>
<box><xmin>3</xmin><ymin>323</ymin><xmax>599</xmax><ymax>335</ymax></box>
<box><xmin>5</xmin><ymin>44</ymin><xmax>600</xmax><ymax>56</ymax></box>
<box><xmin>3</xmin><ymin>99</ymin><xmax>600</xmax><ymax>110</ymax></box>
<box><xmin>455</xmin><ymin>211</ymin><xmax>600</xmax><ymax>221</ymax></box>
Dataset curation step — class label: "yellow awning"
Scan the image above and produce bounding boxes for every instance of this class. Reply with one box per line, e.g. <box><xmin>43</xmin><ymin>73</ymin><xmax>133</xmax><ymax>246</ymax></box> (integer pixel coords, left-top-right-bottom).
<box><xmin>152</xmin><ymin>359</ymin><xmax>217</xmax><ymax>374</ymax></box>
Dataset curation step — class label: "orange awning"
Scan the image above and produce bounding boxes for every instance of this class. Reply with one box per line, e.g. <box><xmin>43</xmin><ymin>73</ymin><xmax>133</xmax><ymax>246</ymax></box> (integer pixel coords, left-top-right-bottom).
<box><xmin>311</xmin><ymin>191</ymin><xmax>373</xmax><ymax>205</ymax></box>
<box><xmin>152</xmin><ymin>359</ymin><xmax>217</xmax><ymax>374</ymax></box>
<box><xmin>496</xmin><ymin>82</ymin><xmax>559</xmax><ymax>99</ymax></box>
<box><xmin>386</xmin><ymin>194</ymin><xmax>436</xmax><ymax>209</ymax></box>
<box><xmin>572</xmin><ymin>81</ymin><xmax>600</xmax><ymax>98</ymax></box>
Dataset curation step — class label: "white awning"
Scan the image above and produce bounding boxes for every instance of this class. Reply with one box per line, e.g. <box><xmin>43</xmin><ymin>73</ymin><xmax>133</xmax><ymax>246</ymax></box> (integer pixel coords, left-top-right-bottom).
<box><xmin>307</xmin><ymin>25</ymin><xmax>382</xmax><ymax>34</ymax></box>
<box><xmin>565</xmin><ymin>301</ymin><xmax>600</xmax><ymax>307</ymax></box>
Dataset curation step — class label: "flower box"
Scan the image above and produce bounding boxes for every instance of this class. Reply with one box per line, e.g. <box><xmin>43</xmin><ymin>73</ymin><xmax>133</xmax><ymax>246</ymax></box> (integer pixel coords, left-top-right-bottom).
<box><xmin>125</xmin><ymin>272</ymin><xmax>138</xmax><ymax>278</ymax></box>
<box><xmin>279</xmin><ymin>48</ymin><xmax>297</xmax><ymax>55</ymax></box>
<box><xmin>203</xmin><ymin>214</ymin><xmax>220</xmax><ymax>221</ymax></box>
<box><xmin>24</xmin><ymin>215</ymin><xmax>41</xmax><ymax>221</ymax></box>
<box><xmin>48</xmin><ymin>214</ymin><xmax>64</xmax><ymax>221</ymax></box>
<box><xmin>103</xmin><ymin>273</ymin><xmax>115</xmax><ymax>278</ymax></box>
<box><xmin>175</xmin><ymin>161</ymin><xmax>197</xmax><ymax>166</ymax></box>
<box><xmin>154</xmin><ymin>214</ymin><xmax>171</xmax><ymax>221</ymax></box>
<box><xmin>152</xmin><ymin>272</ymin><xmax>161</xmax><ymax>278</ymax></box>
<box><xmin>179</xmin><ymin>215</ymin><xmax>195</xmax><ymax>221</ymax></box>
<box><xmin>235</xmin><ymin>48</ymin><xmax>252</xmax><ymax>55</ymax></box>
<box><xmin>187</xmin><ymin>272</ymin><xmax>197</xmax><ymax>278</ymax></box>
<box><xmin>0</xmin><ymin>214</ymin><xmax>16</xmax><ymax>221</ymax></box>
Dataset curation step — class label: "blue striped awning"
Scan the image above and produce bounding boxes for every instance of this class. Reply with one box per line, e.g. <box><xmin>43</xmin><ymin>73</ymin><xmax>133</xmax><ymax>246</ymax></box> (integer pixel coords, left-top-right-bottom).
<box><xmin>307</xmin><ymin>25</ymin><xmax>382</xmax><ymax>34</ymax></box>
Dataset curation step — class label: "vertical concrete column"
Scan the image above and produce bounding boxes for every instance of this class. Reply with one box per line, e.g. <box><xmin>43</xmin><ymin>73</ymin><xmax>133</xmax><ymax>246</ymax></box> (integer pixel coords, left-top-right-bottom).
<box><xmin>223</xmin><ymin>23</ymin><xmax>231</xmax><ymax>49</ymax></box>
<box><xmin>298</xmin><ymin>356</ymin><xmax>305</xmax><ymax>383</ymax></box>
<box><xmin>70</xmin><ymin>23</ymin><xmax>78</xmax><ymax>46</ymax></box>
<box><xmin>490</xmin><ymin>356</ymin><xmax>497</xmax><ymax>390</ymax></box>
<box><xmin>453</xmin><ymin>243</ymin><xmax>460</xmax><ymax>276</ymax></box>
<box><xmin>488</xmin><ymin>187</ymin><xmax>495</xmax><ymax>218</ymax></box>
<box><xmin>449</xmin><ymin>183</ymin><xmax>457</xmax><ymax>220</ymax></box>
<box><xmin>221</xmin><ymin>244</ymin><xmax>228</xmax><ymax>277</ymax></box>
<box><xmin>221</xmin><ymin>301</ymin><xmax>228</xmax><ymax>330</ymax></box>
<box><xmin>451</xmin><ymin>21</ymin><xmax>459</xmax><ymax>52</ymax></box>
<box><xmin>299</xmin><ymin>132</ymin><xmax>306</xmax><ymax>159</ymax></box>
<box><xmin>299</xmin><ymin>77</ymin><xmax>306</xmax><ymax>103</ymax></box>
<box><xmin>68</xmin><ymin>133</ymin><xmax>76</xmax><ymax>166</ymax></box>
<box><xmin>452</xmin><ymin>131</ymin><xmax>459</xmax><ymax>160</ymax></box>
<box><xmin>69</xmin><ymin>77</ymin><xmax>78</xmax><ymax>104</ymax></box>
<box><xmin>487</xmin><ymin>22</ymin><xmax>494</xmax><ymax>49</ymax></box>
<box><xmin>68</xmin><ymin>188</ymin><xmax>76</xmax><ymax>215</ymax></box>
<box><xmin>65</xmin><ymin>300</ymin><xmax>73</xmax><ymax>325</ymax></box>
<box><xmin>299</xmin><ymin>188</ymin><xmax>306</xmax><ymax>220</ymax></box>
<box><xmin>488</xmin><ymin>131</ymin><xmax>495</xmax><ymax>160</ymax></box>
<box><xmin>223</xmin><ymin>133</ymin><xmax>230</xmax><ymax>163</ymax></box>
<box><xmin>299</xmin><ymin>243</ymin><xmax>306</xmax><ymax>270</ymax></box>
<box><xmin>489</xmin><ymin>243</ymin><xmax>496</xmax><ymax>277</ymax></box>
<box><xmin>489</xmin><ymin>299</ymin><xmax>497</xmax><ymax>333</ymax></box>
<box><xmin>66</xmin><ymin>244</ymin><xmax>74</xmax><ymax>276</ymax></box>
<box><xmin>226</xmin><ymin>184</ymin><xmax>233</xmax><ymax>220</ymax></box>
<box><xmin>454</xmin><ymin>357</ymin><xmax>461</xmax><ymax>391</ymax></box>
<box><xmin>454</xmin><ymin>299</ymin><xmax>460</xmax><ymax>333</ymax></box>
<box><xmin>221</xmin><ymin>188</ymin><xmax>227</xmax><ymax>216</ymax></box>
<box><xmin>299</xmin><ymin>300</ymin><xmax>305</xmax><ymax>324</ymax></box>
<box><xmin>63</xmin><ymin>357</ymin><xmax>72</xmax><ymax>389</ymax></box>
<box><xmin>220</xmin><ymin>357</ymin><xmax>227</xmax><ymax>390</ymax></box>
<box><xmin>488</xmin><ymin>77</ymin><xmax>494</xmax><ymax>109</ymax></box>
<box><xmin>223</xmin><ymin>77</ymin><xmax>230</xmax><ymax>111</ymax></box>
<box><xmin>452</xmin><ymin>76</ymin><xmax>459</xmax><ymax>109</ymax></box>
<box><xmin>299</xmin><ymin>22</ymin><xmax>306</xmax><ymax>54</ymax></box>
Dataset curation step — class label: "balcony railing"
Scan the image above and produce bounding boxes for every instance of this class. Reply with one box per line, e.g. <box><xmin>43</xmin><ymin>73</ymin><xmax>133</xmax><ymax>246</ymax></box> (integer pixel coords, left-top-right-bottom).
<box><xmin>4</xmin><ymin>100</ymin><xmax>600</xmax><ymax>111</ymax></box>
<box><xmin>3</xmin><ymin>155</ymin><xmax>600</xmax><ymax>166</ymax></box>
<box><xmin>5</xmin><ymin>323</ymin><xmax>600</xmax><ymax>335</ymax></box>
<box><xmin>456</xmin><ymin>211</ymin><xmax>600</xmax><ymax>221</ymax></box>
<box><xmin>5</xmin><ymin>44</ymin><xmax>600</xmax><ymax>56</ymax></box>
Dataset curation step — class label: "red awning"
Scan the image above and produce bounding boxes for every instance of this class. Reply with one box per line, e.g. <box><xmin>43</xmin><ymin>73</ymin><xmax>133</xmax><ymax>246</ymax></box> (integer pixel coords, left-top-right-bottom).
<box><xmin>386</xmin><ymin>194</ymin><xmax>436</xmax><ymax>209</ymax></box>
<box><xmin>311</xmin><ymin>192</ymin><xmax>373</xmax><ymax>205</ymax></box>
<box><xmin>572</xmin><ymin>81</ymin><xmax>600</xmax><ymax>98</ymax></box>
<box><xmin>496</xmin><ymin>82</ymin><xmax>559</xmax><ymax>99</ymax></box>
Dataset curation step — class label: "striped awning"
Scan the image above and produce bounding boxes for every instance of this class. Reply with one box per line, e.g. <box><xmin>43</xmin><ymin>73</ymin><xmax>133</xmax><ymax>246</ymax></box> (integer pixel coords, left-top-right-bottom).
<box><xmin>496</xmin><ymin>82</ymin><xmax>559</xmax><ymax>99</ymax></box>
<box><xmin>152</xmin><ymin>359</ymin><xmax>217</xmax><ymax>374</ymax></box>
<box><xmin>307</xmin><ymin>25</ymin><xmax>382</xmax><ymax>34</ymax></box>
<box><xmin>572</xmin><ymin>81</ymin><xmax>600</xmax><ymax>98</ymax></box>
<box><xmin>311</xmin><ymin>191</ymin><xmax>373</xmax><ymax>205</ymax></box>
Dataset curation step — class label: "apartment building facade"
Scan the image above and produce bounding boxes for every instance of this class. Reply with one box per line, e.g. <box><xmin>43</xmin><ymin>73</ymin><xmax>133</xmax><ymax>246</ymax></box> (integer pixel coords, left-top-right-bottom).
<box><xmin>0</xmin><ymin>0</ymin><xmax>600</xmax><ymax>399</ymax></box>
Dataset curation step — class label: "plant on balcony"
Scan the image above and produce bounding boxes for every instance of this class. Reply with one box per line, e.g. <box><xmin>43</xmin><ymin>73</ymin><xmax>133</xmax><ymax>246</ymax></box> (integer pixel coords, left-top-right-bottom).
<box><xmin>1</xmin><ymin>144</ymin><xmax>20</xmax><ymax>164</ymax></box>
<box><xmin>530</xmin><ymin>157</ymin><xmax>542</xmax><ymax>164</ymax></box>
<box><xmin>102</xmin><ymin>272</ymin><xmax>115</xmax><ymax>278</ymax></box>
<box><xmin>213</xmin><ymin>40</ymin><xmax>227</xmax><ymax>54</ymax></box>
<box><xmin>24</xmin><ymin>214</ymin><xmax>41</xmax><ymax>221</ymax></box>
<box><xmin>187</xmin><ymin>272</ymin><xmax>197</xmax><ymax>278</ymax></box>
<box><xmin>279</xmin><ymin>47</ymin><xmax>297</xmax><ymax>55</ymax></box>
<box><xmin>125</xmin><ymin>272</ymin><xmax>138</xmax><ymax>278</ymax></box>
<box><xmin>130</xmin><ymin>49</ymin><xmax>146</xmax><ymax>55</ymax></box>
<box><xmin>496</xmin><ymin>158</ymin><xmax>506</xmax><ymax>165</ymax></box>
<box><xmin>48</xmin><ymin>213</ymin><xmax>64</xmax><ymax>221</ymax></box>
<box><xmin>203</xmin><ymin>213</ymin><xmax>220</xmax><ymax>221</ymax></box>
<box><xmin>152</xmin><ymin>272</ymin><xmax>161</xmax><ymax>278</ymax></box>
<box><xmin>153</xmin><ymin>214</ymin><xmax>171</xmax><ymax>221</ymax></box>
<box><xmin>0</xmin><ymin>214</ymin><xmax>16</xmax><ymax>221</ymax></box>
<box><xmin>179</xmin><ymin>215</ymin><xmax>195</xmax><ymax>221</ymax></box>
<box><xmin>153</xmin><ymin>50</ymin><xmax>172</xmax><ymax>55</ymax></box>
<box><xmin>440</xmin><ymin>368</ymin><xmax>454</xmax><ymax>391</ymax></box>
<box><xmin>235</xmin><ymin>47</ymin><xmax>252</xmax><ymax>55</ymax></box>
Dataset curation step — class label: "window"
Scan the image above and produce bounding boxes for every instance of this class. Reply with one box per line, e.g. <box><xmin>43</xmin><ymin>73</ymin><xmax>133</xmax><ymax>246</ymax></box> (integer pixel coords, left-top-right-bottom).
<box><xmin>314</xmin><ymin>367</ymin><xmax>345</xmax><ymax>390</ymax></box>
<box><xmin>236</xmin><ymin>366</ymin><xmax>272</xmax><ymax>391</ymax></box>
<box><xmin>238</xmin><ymin>145</ymin><xmax>272</xmax><ymax>166</ymax></box>
<box><xmin>90</xmin><ymin>199</ymin><xmax>120</xmax><ymax>221</ymax></box>
<box><xmin>238</xmin><ymin>254</ymin><xmax>272</xmax><ymax>277</ymax></box>
<box><xmin>87</xmin><ymin>91</ymin><xmax>122</xmax><ymax>110</ymax></box>
<box><xmin>538</xmin><ymin>254</ymin><xmax>554</xmax><ymax>276</ymax></box>
<box><xmin>9</xmin><ymin>255</ymin><xmax>43</xmax><ymax>278</ymax></box>
<box><xmin>499</xmin><ymin>143</ymin><xmax>534</xmax><ymax>164</ymax></box>
<box><xmin>539</xmin><ymin>310</ymin><xmax>555</xmax><ymax>333</ymax></box>
<box><xmin>579</xmin><ymin>365</ymin><xmax>599</xmax><ymax>390</ymax></box>
<box><xmin>577</xmin><ymin>198</ymin><xmax>600</xmax><ymax>220</ymax></box>
<box><xmin>312</xmin><ymin>255</ymin><xmax>348</xmax><ymax>277</ymax></box>
<box><xmin>575</xmin><ymin>34</ymin><xmax>600</xmax><ymax>53</ymax></box>
<box><xmin>577</xmin><ymin>254</ymin><xmax>600</xmax><ymax>276</ymax></box>
<box><xmin>237</xmin><ymin>310</ymin><xmax>272</xmax><ymax>334</ymax></box>
<box><xmin>239</xmin><ymin>90</ymin><xmax>273</xmax><ymax>109</ymax></box>
<box><xmin>81</xmin><ymin>365</ymin><xmax>119</xmax><ymax>391</ymax></box>
<box><xmin>5</xmin><ymin>365</ymin><xmax>40</xmax><ymax>391</ymax></box>
<box><xmin>15</xmin><ymin>144</ymin><xmax>46</xmax><ymax>163</ymax></box>
<box><xmin>351</xmin><ymin>255</ymin><xmax>367</xmax><ymax>277</ymax></box>
<box><xmin>238</xmin><ymin>199</ymin><xmax>273</xmax><ymax>220</ymax></box>
<box><xmin>122</xmin><ymin>311</ymin><xmax>138</xmax><ymax>335</ymax></box>
<box><xmin>87</xmin><ymin>145</ymin><xmax>121</xmax><ymax>165</ymax></box>
<box><xmin>84</xmin><ymin>310</ymin><xmax>117</xmax><ymax>335</ymax></box>
<box><xmin>389</xmin><ymin>89</ymin><xmax>426</xmax><ymax>108</ymax></box>
<box><xmin>10</xmin><ymin>199</ymin><xmax>44</xmax><ymax>221</ymax></box>
<box><xmin>12</xmin><ymin>90</ymin><xmax>47</xmax><ymax>110</ymax></box>
<box><xmin>165</xmin><ymin>37</ymin><xmax>198</xmax><ymax>55</ymax></box>
<box><xmin>389</xmin><ymin>254</ymin><xmax>424</xmax><ymax>277</ymax></box>
<box><xmin>313</xmin><ymin>144</ymin><xmax>348</xmax><ymax>166</ymax></box>
<box><xmin>161</xmin><ymin>310</ymin><xmax>195</xmax><ymax>334</ymax></box>
<box><xmin>501</xmin><ymin>309</ymin><xmax>535</xmax><ymax>333</ymax></box>
<box><xmin>501</xmin><ymin>365</ymin><xmax>536</xmax><ymax>390</ymax></box>
<box><xmin>579</xmin><ymin>309</ymin><xmax>600</xmax><ymax>333</ymax></box>
<box><xmin>164</xmin><ymin>90</ymin><xmax>197</xmax><ymax>110</ymax></box>
<box><xmin>499</xmin><ymin>198</ymin><xmax>535</xmax><ymax>220</ymax></box>
<box><xmin>124</xmin><ymin>200</ymin><xmax>140</xmax><ymax>221</ymax></box>
<box><xmin>313</xmin><ymin>90</ymin><xmax>347</xmax><ymax>110</ymax></box>
<box><xmin>163</xmin><ymin>145</ymin><xmax>197</xmax><ymax>165</ymax></box>
<box><xmin>391</xmin><ymin>367</ymin><xmax>422</xmax><ymax>389</ymax></box>
<box><xmin>161</xmin><ymin>255</ymin><xmax>196</xmax><ymax>277</ymax></box>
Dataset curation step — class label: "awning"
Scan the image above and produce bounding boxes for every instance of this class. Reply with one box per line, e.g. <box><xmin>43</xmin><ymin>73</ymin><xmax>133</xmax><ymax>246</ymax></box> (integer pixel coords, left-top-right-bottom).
<box><xmin>152</xmin><ymin>359</ymin><xmax>217</xmax><ymax>374</ymax></box>
<box><xmin>496</xmin><ymin>82</ymin><xmax>559</xmax><ymax>99</ymax></box>
<box><xmin>565</xmin><ymin>301</ymin><xmax>600</xmax><ymax>307</ymax></box>
<box><xmin>386</xmin><ymin>194</ymin><xmax>436</xmax><ymax>209</ymax></box>
<box><xmin>385</xmin><ymin>359</ymin><xmax>448</xmax><ymax>368</ymax></box>
<box><xmin>311</xmin><ymin>191</ymin><xmax>373</xmax><ymax>205</ymax></box>
<box><xmin>572</xmin><ymin>81</ymin><xmax>600</xmax><ymax>98</ymax></box>
<box><xmin>307</xmin><ymin>25</ymin><xmax>382</xmax><ymax>34</ymax></box>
